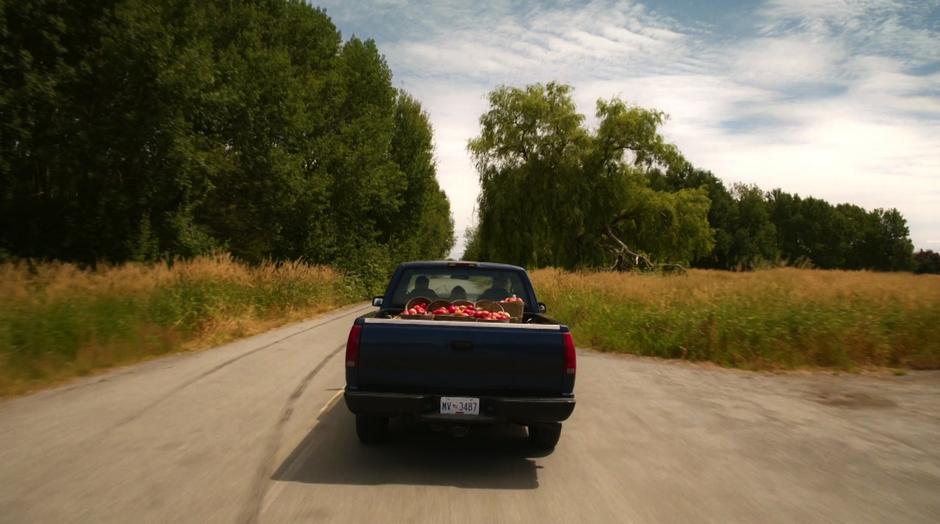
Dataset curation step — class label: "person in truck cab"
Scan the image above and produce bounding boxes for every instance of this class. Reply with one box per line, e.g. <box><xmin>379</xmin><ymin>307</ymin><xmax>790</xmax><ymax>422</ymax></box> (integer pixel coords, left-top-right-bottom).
<box><xmin>405</xmin><ymin>275</ymin><xmax>438</xmax><ymax>301</ymax></box>
<box><xmin>479</xmin><ymin>275</ymin><xmax>511</xmax><ymax>301</ymax></box>
<box><xmin>450</xmin><ymin>285</ymin><xmax>467</xmax><ymax>300</ymax></box>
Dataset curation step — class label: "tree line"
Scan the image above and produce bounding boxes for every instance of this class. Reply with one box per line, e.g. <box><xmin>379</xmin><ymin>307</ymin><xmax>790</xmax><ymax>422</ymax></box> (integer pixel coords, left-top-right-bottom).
<box><xmin>463</xmin><ymin>82</ymin><xmax>924</xmax><ymax>272</ymax></box>
<box><xmin>0</xmin><ymin>0</ymin><xmax>454</xmax><ymax>285</ymax></box>
<box><xmin>649</xmin><ymin>170</ymin><xmax>914</xmax><ymax>271</ymax></box>
<box><xmin>914</xmin><ymin>249</ymin><xmax>940</xmax><ymax>274</ymax></box>
<box><xmin>2</xmin><ymin>2</ymin><xmax>930</xmax><ymax>278</ymax></box>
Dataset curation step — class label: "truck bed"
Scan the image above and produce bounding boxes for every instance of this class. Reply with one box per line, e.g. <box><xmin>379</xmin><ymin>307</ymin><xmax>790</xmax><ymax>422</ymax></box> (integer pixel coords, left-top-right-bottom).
<box><xmin>350</xmin><ymin>314</ymin><xmax>570</xmax><ymax>397</ymax></box>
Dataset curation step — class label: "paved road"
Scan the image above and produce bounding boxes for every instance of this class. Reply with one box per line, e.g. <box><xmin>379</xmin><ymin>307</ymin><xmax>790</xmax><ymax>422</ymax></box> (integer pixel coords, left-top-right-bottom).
<box><xmin>2</xmin><ymin>303</ymin><xmax>939</xmax><ymax>523</ymax></box>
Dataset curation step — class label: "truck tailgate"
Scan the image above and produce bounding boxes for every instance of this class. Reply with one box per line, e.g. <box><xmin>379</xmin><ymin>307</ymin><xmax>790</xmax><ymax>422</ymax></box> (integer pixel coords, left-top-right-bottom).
<box><xmin>355</xmin><ymin>319</ymin><xmax>566</xmax><ymax>395</ymax></box>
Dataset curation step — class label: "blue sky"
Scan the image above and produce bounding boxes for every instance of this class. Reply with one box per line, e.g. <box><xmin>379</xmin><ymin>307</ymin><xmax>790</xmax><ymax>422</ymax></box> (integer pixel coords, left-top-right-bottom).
<box><xmin>316</xmin><ymin>0</ymin><xmax>940</xmax><ymax>257</ymax></box>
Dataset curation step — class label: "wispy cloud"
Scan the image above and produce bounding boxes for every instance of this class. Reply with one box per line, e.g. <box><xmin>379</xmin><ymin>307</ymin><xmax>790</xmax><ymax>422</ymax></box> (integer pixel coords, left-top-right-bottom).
<box><xmin>319</xmin><ymin>0</ymin><xmax>940</xmax><ymax>255</ymax></box>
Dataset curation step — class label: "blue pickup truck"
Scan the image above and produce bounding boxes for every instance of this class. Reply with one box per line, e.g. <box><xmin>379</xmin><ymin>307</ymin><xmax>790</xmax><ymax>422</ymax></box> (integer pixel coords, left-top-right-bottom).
<box><xmin>343</xmin><ymin>261</ymin><xmax>577</xmax><ymax>450</ymax></box>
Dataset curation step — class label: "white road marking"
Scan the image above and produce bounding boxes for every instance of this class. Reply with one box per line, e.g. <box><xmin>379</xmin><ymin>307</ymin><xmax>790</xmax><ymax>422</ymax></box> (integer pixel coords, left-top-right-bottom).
<box><xmin>259</xmin><ymin>387</ymin><xmax>346</xmax><ymax>518</ymax></box>
<box><xmin>319</xmin><ymin>389</ymin><xmax>344</xmax><ymax>417</ymax></box>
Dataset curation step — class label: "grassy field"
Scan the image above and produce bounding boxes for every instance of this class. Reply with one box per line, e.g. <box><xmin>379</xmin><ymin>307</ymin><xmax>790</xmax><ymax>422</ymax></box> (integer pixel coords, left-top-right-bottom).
<box><xmin>531</xmin><ymin>268</ymin><xmax>940</xmax><ymax>370</ymax></box>
<box><xmin>0</xmin><ymin>255</ymin><xmax>362</xmax><ymax>396</ymax></box>
<box><xmin>4</xmin><ymin>262</ymin><xmax>936</xmax><ymax>396</ymax></box>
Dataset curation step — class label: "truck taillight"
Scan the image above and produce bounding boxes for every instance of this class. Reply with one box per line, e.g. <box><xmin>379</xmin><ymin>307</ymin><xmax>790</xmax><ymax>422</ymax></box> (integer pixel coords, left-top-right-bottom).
<box><xmin>562</xmin><ymin>332</ymin><xmax>576</xmax><ymax>375</ymax></box>
<box><xmin>346</xmin><ymin>325</ymin><xmax>362</xmax><ymax>368</ymax></box>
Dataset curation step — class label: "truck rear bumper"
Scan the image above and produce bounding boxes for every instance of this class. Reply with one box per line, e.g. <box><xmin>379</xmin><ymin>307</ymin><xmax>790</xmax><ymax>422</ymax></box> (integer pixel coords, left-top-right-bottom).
<box><xmin>344</xmin><ymin>390</ymin><xmax>575</xmax><ymax>424</ymax></box>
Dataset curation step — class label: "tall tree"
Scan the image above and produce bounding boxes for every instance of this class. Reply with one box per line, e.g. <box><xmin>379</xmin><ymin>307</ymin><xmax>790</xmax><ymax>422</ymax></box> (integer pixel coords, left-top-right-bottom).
<box><xmin>0</xmin><ymin>0</ymin><xmax>454</xmax><ymax>279</ymax></box>
<box><xmin>913</xmin><ymin>250</ymin><xmax>940</xmax><ymax>274</ymax></box>
<box><xmin>726</xmin><ymin>184</ymin><xmax>778</xmax><ymax>268</ymax></box>
<box><xmin>467</xmin><ymin>83</ymin><xmax>712</xmax><ymax>269</ymax></box>
<box><xmin>388</xmin><ymin>91</ymin><xmax>454</xmax><ymax>261</ymax></box>
<box><xmin>861</xmin><ymin>208</ymin><xmax>914</xmax><ymax>271</ymax></box>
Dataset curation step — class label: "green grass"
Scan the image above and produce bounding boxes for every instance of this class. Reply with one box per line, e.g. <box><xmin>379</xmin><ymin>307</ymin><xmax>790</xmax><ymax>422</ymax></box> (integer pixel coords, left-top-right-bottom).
<box><xmin>531</xmin><ymin>268</ymin><xmax>940</xmax><ymax>370</ymax></box>
<box><xmin>0</xmin><ymin>255</ymin><xmax>363</xmax><ymax>396</ymax></box>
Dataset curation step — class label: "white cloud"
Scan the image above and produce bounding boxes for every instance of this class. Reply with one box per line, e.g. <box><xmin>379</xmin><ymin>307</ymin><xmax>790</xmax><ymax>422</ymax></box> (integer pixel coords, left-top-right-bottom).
<box><xmin>731</xmin><ymin>36</ymin><xmax>847</xmax><ymax>86</ymax></box>
<box><xmin>758</xmin><ymin>0</ymin><xmax>940</xmax><ymax>62</ymax></box>
<box><xmin>321</xmin><ymin>0</ymin><xmax>940</xmax><ymax>256</ymax></box>
<box><xmin>389</xmin><ymin>40</ymin><xmax>540</xmax><ymax>75</ymax></box>
<box><xmin>399</xmin><ymin>83</ymin><xmax>489</xmax><ymax>244</ymax></box>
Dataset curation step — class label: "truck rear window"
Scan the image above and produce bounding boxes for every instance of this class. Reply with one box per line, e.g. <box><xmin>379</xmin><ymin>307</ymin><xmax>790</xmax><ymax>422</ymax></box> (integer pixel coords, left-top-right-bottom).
<box><xmin>390</xmin><ymin>268</ymin><xmax>528</xmax><ymax>308</ymax></box>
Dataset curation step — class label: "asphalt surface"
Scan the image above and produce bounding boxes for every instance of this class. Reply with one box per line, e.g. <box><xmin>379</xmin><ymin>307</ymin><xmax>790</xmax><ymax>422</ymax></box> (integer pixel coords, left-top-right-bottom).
<box><xmin>2</xmin><ymin>302</ymin><xmax>939</xmax><ymax>523</ymax></box>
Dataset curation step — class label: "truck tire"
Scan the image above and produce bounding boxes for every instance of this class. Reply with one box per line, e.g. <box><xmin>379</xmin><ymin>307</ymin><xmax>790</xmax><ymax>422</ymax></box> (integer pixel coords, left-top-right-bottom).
<box><xmin>356</xmin><ymin>415</ymin><xmax>389</xmax><ymax>445</ymax></box>
<box><xmin>528</xmin><ymin>422</ymin><xmax>562</xmax><ymax>450</ymax></box>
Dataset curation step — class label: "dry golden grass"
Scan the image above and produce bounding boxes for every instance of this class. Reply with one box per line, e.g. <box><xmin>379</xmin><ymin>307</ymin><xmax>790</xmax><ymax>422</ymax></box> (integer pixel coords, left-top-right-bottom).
<box><xmin>0</xmin><ymin>255</ymin><xmax>362</xmax><ymax>396</ymax></box>
<box><xmin>531</xmin><ymin>268</ymin><xmax>940</xmax><ymax>370</ymax></box>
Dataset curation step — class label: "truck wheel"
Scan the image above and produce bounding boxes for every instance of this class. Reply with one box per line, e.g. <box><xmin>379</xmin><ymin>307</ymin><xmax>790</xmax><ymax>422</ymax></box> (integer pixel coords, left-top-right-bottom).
<box><xmin>528</xmin><ymin>422</ymin><xmax>562</xmax><ymax>450</ymax></box>
<box><xmin>356</xmin><ymin>415</ymin><xmax>389</xmax><ymax>445</ymax></box>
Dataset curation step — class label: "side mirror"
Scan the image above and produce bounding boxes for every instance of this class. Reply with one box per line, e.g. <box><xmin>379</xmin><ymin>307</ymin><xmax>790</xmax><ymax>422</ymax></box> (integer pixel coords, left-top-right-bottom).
<box><xmin>538</xmin><ymin>302</ymin><xmax>547</xmax><ymax>313</ymax></box>
<box><xmin>372</xmin><ymin>296</ymin><xmax>384</xmax><ymax>307</ymax></box>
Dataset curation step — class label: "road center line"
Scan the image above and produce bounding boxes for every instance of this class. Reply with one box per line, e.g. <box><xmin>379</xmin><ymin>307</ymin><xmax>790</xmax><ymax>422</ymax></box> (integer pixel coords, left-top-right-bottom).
<box><xmin>319</xmin><ymin>389</ymin><xmax>344</xmax><ymax>417</ymax></box>
<box><xmin>245</xmin><ymin>343</ymin><xmax>347</xmax><ymax>524</ymax></box>
<box><xmin>258</xmin><ymin>387</ymin><xmax>346</xmax><ymax>518</ymax></box>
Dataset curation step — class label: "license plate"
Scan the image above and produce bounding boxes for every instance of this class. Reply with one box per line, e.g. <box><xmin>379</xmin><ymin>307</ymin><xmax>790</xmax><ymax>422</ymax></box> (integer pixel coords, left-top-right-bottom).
<box><xmin>440</xmin><ymin>396</ymin><xmax>480</xmax><ymax>415</ymax></box>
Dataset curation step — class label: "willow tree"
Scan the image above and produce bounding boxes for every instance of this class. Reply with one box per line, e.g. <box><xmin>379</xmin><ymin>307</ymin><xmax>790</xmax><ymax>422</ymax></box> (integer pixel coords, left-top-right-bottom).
<box><xmin>468</xmin><ymin>82</ymin><xmax>713</xmax><ymax>269</ymax></box>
